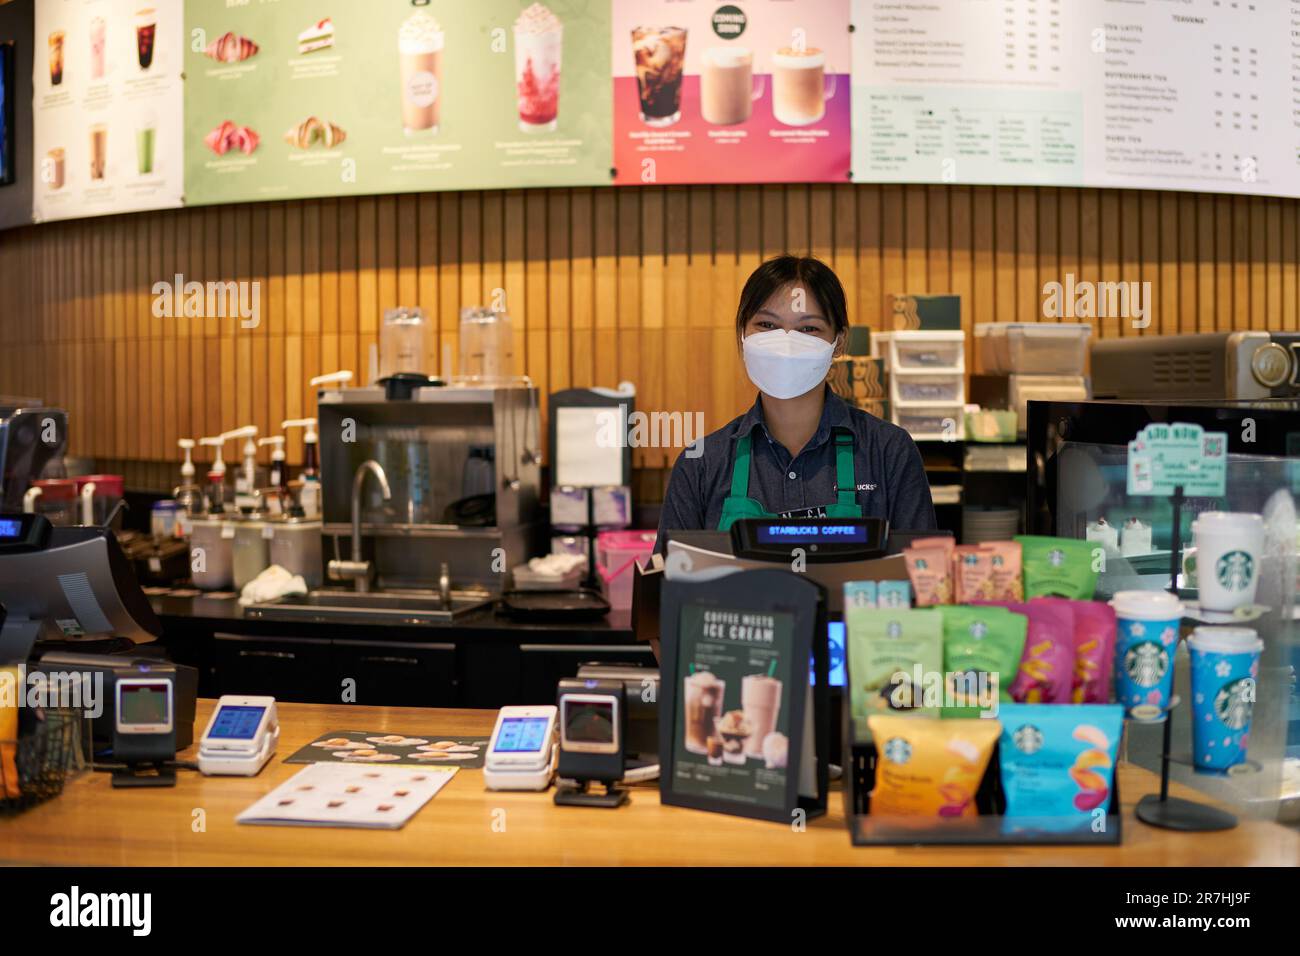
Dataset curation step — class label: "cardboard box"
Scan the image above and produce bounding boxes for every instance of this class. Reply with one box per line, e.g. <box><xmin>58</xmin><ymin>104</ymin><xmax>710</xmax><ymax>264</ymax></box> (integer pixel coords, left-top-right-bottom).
<box><xmin>885</xmin><ymin>293</ymin><xmax>962</xmax><ymax>331</ymax></box>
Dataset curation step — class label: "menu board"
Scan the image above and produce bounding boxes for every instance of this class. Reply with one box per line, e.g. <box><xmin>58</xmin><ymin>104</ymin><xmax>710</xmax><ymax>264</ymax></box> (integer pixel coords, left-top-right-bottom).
<box><xmin>184</xmin><ymin>0</ymin><xmax>611</xmax><ymax>205</ymax></box>
<box><xmin>32</xmin><ymin>0</ymin><xmax>183</xmax><ymax>222</ymax></box>
<box><xmin>852</xmin><ymin>0</ymin><xmax>1300</xmax><ymax>198</ymax></box>
<box><xmin>611</xmin><ymin>0</ymin><xmax>851</xmax><ymax>185</ymax></box>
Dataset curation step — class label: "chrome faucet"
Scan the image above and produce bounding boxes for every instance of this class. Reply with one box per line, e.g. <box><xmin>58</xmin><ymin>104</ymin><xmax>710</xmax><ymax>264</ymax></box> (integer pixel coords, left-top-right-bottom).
<box><xmin>328</xmin><ymin>459</ymin><xmax>391</xmax><ymax>593</ymax></box>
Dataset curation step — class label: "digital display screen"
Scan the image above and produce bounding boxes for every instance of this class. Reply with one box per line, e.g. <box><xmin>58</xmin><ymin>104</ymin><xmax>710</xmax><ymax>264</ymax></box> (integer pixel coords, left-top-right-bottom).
<box><xmin>494</xmin><ymin>716</ymin><xmax>550</xmax><ymax>753</ymax></box>
<box><xmin>0</xmin><ymin>518</ymin><xmax>22</xmax><ymax>539</ymax></box>
<box><xmin>207</xmin><ymin>705</ymin><xmax>266</xmax><ymax>740</ymax></box>
<box><xmin>564</xmin><ymin>699</ymin><xmax>614</xmax><ymax>743</ymax></box>
<box><xmin>812</xmin><ymin>621</ymin><xmax>846</xmax><ymax>688</ymax></box>
<box><xmin>754</xmin><ymin>524</ymin><xmax>869</xmax><ymax>544</ymax></box>
<box><xmin>119</xmin><ymin>683</ymin><xmax>170</xmax><ymax>726</ymax></box>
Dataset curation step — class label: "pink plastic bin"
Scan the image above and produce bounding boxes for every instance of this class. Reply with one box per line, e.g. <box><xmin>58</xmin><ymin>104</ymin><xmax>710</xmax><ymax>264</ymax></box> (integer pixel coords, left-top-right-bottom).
<box><xmin>596</xmin><ymin>530</ymin><xmax>657</xmax><ymax>612</ymax></box>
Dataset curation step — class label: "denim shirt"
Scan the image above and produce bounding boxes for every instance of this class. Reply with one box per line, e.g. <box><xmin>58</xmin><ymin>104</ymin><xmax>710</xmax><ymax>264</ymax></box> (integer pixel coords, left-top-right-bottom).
<box><xmin>654</xmin><ymin>389</ymin><xmax>937</xmax><ymax>553</ymax></box>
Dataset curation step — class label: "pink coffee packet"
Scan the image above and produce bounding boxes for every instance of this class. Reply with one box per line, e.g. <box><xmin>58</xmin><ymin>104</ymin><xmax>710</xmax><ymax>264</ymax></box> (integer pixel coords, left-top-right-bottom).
<box><xmin>977</xmin><ymin>598</ymin><xmax>1075</xmax><ymax>703</ymax></box>
<box><xmin>1066</xmin><ymin>600</ymin><xmax>1117</xmax><ymax>704</ymax></box>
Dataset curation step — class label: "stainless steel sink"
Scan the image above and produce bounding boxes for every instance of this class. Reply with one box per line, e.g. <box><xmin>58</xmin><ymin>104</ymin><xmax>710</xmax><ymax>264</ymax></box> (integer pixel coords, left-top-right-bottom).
<box><xmin>245</xmin><ymin>588</ymin><xmax>494</xmax><ymax>625</ymax></box>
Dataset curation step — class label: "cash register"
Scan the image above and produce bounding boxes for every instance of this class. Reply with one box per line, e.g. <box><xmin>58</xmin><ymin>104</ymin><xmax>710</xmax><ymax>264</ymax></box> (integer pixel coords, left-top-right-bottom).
<box><xmin>0</xmin><ymin>514</ymin><xmax>198</xmax><ymax>780</ymax></box>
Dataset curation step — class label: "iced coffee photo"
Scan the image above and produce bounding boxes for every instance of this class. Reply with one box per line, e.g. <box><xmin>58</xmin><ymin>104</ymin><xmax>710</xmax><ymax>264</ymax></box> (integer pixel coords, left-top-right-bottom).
<box><xmin>683</xmin><ymin>669</ymin><xmax>724</xmax><ymax>754</ymax></box>
<box><xmin>89</xmin><ymin>124</ymin><xmax>107</xmax><ymax>180</ymax></box>
<box><xmin>700</xmin><ymin>47</ymin><xmax>762</xmax><ymax>126</ymax></box>
<box><xmin>772</xmin><ymin>46</ymin><xmax>835</xmax><ymax>127</ymax></box>
<box><xmin>48</xmin><ymin>30</ymin><xmax>65</xmax><ymax>86</ymax></box>
<box><xmin>89</xmin><ymin>16</ymin><xmax>106</xmax><ymax>81</ymax></box>
<box><xmin>46</xmin><ymin>148</ymin><xmax>66</xmax><ymax>190</ymax></box>
<box><xmin>632</xmin><ymin>26</ymin><xmax>687</xmax><ymax>126</ymax></box>
<box><xmin>514</xmin><ymin>3</ymin><xmax>562</xmax><ymax>133</ymax></box>
<box><xmin>399</xmin><ymin>11</ymin><xmax>443</xmax><ymax>135</ymax></box>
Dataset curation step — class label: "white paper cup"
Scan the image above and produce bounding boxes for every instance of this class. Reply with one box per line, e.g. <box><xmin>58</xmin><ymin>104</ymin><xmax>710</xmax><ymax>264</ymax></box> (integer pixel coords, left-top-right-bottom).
<box><xmin>1192</xmin><ymin>512</ymin><xmax>1264</xmax><ymax>612</ymax></box>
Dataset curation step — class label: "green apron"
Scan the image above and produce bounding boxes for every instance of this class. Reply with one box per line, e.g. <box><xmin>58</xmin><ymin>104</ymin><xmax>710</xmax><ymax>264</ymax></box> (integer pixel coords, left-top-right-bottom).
<box><xmin>717</xmin><ymin>426</ymin><xmax>863</xmax><ymax>531</ymax></box>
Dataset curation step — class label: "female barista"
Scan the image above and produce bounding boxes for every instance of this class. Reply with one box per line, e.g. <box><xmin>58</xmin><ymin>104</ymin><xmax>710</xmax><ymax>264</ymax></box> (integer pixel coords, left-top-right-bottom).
<box><xmin>654</xmin><ymin>255</ymin><xmax>937</xmax><ymax>552</ymax></box>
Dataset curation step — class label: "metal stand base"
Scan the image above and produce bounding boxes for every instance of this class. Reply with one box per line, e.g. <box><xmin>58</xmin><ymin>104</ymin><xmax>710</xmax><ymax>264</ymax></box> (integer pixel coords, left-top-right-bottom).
<box><xmin>112</xmin><ymin>764</ymin><xmax>176</xmax><ymax>788</ymax></box>
<box><xmin>1135</xmin><ymin>794</ymin><xmax>1237</xmax><ymax>831</ymax></box>
<box><xmin>553</xmin><ymin>782</ymin><xmax>629</xmax><ymax>808</ymax></box>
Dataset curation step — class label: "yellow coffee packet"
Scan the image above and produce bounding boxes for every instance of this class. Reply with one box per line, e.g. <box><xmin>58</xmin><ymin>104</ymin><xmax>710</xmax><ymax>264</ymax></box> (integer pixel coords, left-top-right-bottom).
<box><xmin>866</xmin><ymin>715</ymin><xmax>1001</xmax><ymax>818</ymax></box>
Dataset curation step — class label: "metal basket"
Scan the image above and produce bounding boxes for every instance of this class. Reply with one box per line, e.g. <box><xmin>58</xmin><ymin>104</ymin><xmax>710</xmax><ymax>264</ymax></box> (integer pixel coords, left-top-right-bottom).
<box><xmin>1</xmin><ymin>705</ymin><xmax>91</xmax><ymax>815</ymax></box>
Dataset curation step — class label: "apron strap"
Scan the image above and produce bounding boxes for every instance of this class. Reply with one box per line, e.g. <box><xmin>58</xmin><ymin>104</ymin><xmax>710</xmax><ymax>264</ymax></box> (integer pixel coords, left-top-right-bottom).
<box><xmin>730</xmin><ymin>433</ymin><xmax>753</xmax><ymax>500</ymax></box>
<box><xmin>833</xmin><ymin>427</ymin><xmax>856</xmax><ymax>506</ymax></box>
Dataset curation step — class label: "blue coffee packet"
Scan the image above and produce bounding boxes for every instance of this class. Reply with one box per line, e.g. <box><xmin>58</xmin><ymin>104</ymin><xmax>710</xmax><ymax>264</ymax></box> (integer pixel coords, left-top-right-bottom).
<box><xmin>998</xmin><ymin>703</ymin><xmax>1124</xmax><ymax>832</ymax></box>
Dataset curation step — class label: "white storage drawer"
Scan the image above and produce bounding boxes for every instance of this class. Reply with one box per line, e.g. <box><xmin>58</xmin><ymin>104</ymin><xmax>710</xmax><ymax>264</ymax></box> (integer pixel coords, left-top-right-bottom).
<box><xmin>975</xmin><ymin>322</ymin><xmax>1091</xmax><ymax>375</ymax></box>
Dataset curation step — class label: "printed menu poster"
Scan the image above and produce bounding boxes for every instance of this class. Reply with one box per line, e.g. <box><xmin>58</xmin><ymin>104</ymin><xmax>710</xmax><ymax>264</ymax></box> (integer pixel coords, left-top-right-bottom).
<box><xmin>184</xmin><ymin>0</ymin><xmax>611</xmax><ymax>204</ymax></box>
<box><xmin>32</xmin><ymin>0</ymin><xmax>183</xmax><ymax>221</ymax></box>
<box><xmin>851</xmin><ymin>0</ymin><xmax>1087</xmax><ymax>187</ymax></box>
<box><xmin>673</xmin><ymin>602</ymin><xmax>795</xmax><ymax>810</ymax></box>
<box><xmin>612</xmin><ymin>0</ymin><xmax>851</xmax><ymax>185</ymax></box>
<box><xmin>1079</xmin><ymin>0</ymin><xmax>1300</xmax><ymax>197</ymax></box>
<box><xmin>851</xmin><ymin>0</ymin><xmax>1300</xmax><ymax>198</ymax></box>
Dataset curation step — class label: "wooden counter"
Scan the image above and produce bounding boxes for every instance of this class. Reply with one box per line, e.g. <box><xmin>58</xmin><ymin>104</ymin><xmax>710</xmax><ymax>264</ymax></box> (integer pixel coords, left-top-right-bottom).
<box><xmin>4</xmin><ymin>700</ymin><xmax>1296</xmax><ymax>866</ymax></box>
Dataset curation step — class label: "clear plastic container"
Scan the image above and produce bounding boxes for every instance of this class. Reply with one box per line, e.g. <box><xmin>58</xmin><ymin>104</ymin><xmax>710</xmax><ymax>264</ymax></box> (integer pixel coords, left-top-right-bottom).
<box><xmin>73</xmin><ymin>474</ymin><xmax>124</xmax><ymax>527</ymax></box>
<box><xmin>893</xmin><ymin>404</ymin><xmax>966</xmax><ymax>441</ymax></box>
<box><xmin>890</xmin><ymin>371</ymin><xmax>965</xmax><ymax>404</ymax></box>
<box><xmin>232</xmin><ymin>517</ymin><xmax>271</xmax><ymax>591</ymax></box>
<box><xmin>975</xmin><ymin>322</ymin><xmax>1091</xmax><ymax>374</ymax></box>
<box><xmin>1007</xmin><ymin>374</ymin><xmax>1090</xmax><ymax>431</ymax></box>
<box><xmin>189</xmin><ymin>517</ymin><xmax>234</xmax><ymax>590</ymax></box>
<box><xmin>31</xmin><ymin>478</ymin><xmax>78</xmax><ymax>526</ymax></box>
<box><xmin>595</xmin><ymin>530</ymin><xmax>657</xmax><ymax>613</ymax></box>
<box><xmin>379</xmin><ymin>307</ymin><xmax>428</xmax><ymax>378</ymax></box>
<box><xmin>877</xmin><ymin>330</ymin><xmax>965</xmax><ymax>372</ymax></box>
<box><xmin>458</xmin><ymin>307</ymin><xmax>515</xmax><ymax>384</ymax></box>
<box><xmin>268</xmin><ymin>518</ymin><xmax>323</xmax><ymax>589</ymax></box>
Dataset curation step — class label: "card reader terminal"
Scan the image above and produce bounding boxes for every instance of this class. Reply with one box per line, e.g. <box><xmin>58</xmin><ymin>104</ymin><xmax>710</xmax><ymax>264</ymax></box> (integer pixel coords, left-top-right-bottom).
<box><xmin>198</xmin><ymin>695</ymin><xmax>279</xmax><ymax>776</ymax></box>
<box><xmin>484</xmin><ymin>705</ymin><xmax>557</xmax><ymax>791</ymax></box>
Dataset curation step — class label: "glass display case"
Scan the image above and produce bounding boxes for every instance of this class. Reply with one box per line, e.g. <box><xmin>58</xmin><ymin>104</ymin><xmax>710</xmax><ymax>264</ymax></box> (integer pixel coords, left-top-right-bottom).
<box><xmin>1027</xmin><ymin>399</ymin><xmax>1300</xmax><ymax>825</ymax></box>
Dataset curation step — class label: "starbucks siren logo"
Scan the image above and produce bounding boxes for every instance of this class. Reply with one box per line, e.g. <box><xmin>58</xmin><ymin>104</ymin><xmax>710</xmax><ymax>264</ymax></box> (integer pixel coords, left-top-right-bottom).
<box><xmin>1124</xmin><ymin>642</ymin><xmax>1168</xmax><ymax>688</ymax></box>
<box><xmin>968</xmin><ymin>620</ymin><xmax>988</xmax><ymax>639</ymax></box>
<box><xmin>886</xmin><ymin>620</ymin><xmax>902</xmax><ymax>638</ymax></box>
<box><xmin>883</xmin><ymin>736</ymin><xmax>912</xmax><ymax>765</ymax></box>
<box><xmin>1214</xmin><ymin>677</ymin><xmax>1255</xmax><ymax>730</ymax></box>
<box><xmin>1012</xmin><ymin>723</ymin><xmax>1043</xmax><ymax>755</ymax></box>
<box><xmin>1048</xmin><ymin>549</ymin><xmax>1065</xmax><ymax>567</ymax></box>
<box><xmin>1215</xmin><ymin>550</ymin><xmax>1254</xmax><ymax>591</ymax></box>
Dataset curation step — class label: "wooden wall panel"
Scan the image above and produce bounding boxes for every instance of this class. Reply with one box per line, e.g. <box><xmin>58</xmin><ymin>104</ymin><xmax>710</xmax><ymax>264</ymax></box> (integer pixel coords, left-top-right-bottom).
<box><xmin>1</xmin><ymin>184</ymin><xmax>1297</xmax><ymax>488</ymax></box>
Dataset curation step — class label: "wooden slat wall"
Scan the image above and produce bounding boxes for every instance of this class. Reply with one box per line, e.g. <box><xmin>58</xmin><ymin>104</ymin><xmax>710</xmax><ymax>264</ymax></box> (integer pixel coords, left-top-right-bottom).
<box><xmin>1</xmin><ymin>184</ymin><xmax>1297</xmax><ymax>489</ymax></box>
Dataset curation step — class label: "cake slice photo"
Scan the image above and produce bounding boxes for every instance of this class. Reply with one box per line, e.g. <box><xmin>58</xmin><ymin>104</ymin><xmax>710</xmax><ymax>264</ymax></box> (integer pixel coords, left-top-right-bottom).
<box><xmin>298</xmin><ymin>18</ymin><xmax>335</xmax><ymax>55</ymax></box>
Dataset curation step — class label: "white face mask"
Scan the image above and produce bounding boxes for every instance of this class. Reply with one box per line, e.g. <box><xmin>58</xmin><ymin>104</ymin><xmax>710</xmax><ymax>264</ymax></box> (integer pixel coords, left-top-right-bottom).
<box><xmin>742</xmin><ymin>329</ymin><xmax>836</xmax><ymax>400</ymax></box>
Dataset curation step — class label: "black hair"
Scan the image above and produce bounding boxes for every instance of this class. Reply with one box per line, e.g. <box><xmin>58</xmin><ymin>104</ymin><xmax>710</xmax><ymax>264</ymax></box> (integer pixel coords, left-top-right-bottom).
<box><xmin>734</xmin><ymin>255</ymin><xmax>849</xmax><ymax>344</ymax></box>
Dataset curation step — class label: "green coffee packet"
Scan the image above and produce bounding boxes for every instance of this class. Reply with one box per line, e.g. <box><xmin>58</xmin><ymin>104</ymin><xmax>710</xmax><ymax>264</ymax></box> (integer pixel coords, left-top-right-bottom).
<box><xmin>1015</xmin><ymin>535</ymin><xmax>1099</xmax><ymax>600</ymax></box>
<box><xmin>845</xmin><ymin>607</ymin><xmax>944</xmax><ymax>724</ymax></box>
<box><xmin>940</xmin><ymin>605</ymin><xmax>1028</xmax><ymax>718</ymax></box>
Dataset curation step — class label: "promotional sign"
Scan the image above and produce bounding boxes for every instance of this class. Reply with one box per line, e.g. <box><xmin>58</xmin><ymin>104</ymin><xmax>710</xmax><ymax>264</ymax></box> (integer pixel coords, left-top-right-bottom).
<box><xmin>33</xmin><ymin>0</ymin><xmax>183</xmax><ymax>221</ymax></box>
<box><xmin>612</xmin><ymin>0</ymin><xmax>850</xmax><ymax>185</ymax></box>
<box><xmin>184</xmin><ymin>0</ymin><xmax>611</xmax><ymax>205</ymax></box>
<box><xmin>658</xmin><ymin>569</ymin><xmax>828</xmax><ymax>823</ymax></box>
<box><xmin>1126</xmin><ymin>423</ymin><xmax>1228</xmax><ymax>498</ymax></box>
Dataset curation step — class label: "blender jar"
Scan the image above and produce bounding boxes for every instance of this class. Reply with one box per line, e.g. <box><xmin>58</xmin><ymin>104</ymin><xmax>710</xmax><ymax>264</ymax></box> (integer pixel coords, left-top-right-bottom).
<box><xmin>380</xmin><ymin>307</ymin><xmax>428</xmax><ymax>378</ymax></box>
<box><xmin>31</xmin><ymin>478</ymin><xmax>77</xmax><ymax>526</ymax></box>
<box><xmin>458</xmin><ymin>307</ymin><xmax>515</xmax><ymax>384</ymax></box>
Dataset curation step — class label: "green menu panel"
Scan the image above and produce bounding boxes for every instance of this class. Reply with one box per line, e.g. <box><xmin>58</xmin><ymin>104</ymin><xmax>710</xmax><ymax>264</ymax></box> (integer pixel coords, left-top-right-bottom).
<box><xmin>184</xmin><ymin>0</ymin><xmax>612</xmax><ymax>204</ymax></box>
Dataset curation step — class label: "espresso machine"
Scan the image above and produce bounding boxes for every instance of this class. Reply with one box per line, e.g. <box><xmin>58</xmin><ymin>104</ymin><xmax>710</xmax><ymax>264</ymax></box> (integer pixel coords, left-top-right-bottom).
<box><xmin>0</xmin><ymin>398</ymin><xmax>68</xmax><ymax>512</ymax></box>
<box><xmin>316</xmin><ymin>382</ymin><xmax>541</xmax><ymax>596</ymax></box>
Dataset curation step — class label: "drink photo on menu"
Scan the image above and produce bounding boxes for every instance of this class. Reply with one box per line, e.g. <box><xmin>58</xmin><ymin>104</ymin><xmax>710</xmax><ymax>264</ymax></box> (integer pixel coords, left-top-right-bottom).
<box><xmin>612</xmin><ymin>0</ymin><xmax>850</xmax><ymax>184</ymax></box>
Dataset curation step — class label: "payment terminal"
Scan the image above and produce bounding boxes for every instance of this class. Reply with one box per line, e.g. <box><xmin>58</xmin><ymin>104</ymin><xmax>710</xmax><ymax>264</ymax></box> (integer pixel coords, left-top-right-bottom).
<box><xmin>484</xmin><ymin>705</ymin><xmax>558</xmax><ymax>791</ymax></box>
<box><xmin>198</xmin><ymin>695</ymin><xmax>280</xmax><ymax>776</ymax></box>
